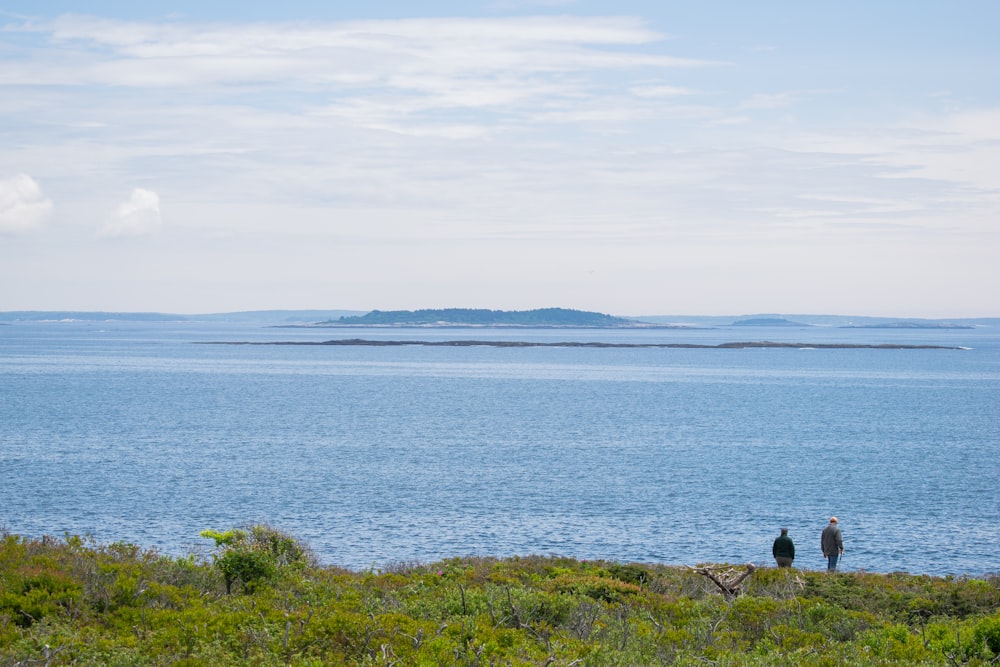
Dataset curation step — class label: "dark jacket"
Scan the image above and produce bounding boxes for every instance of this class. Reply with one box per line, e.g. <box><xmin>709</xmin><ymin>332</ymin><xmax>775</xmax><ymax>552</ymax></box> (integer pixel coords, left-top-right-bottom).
<box><xmin>772</xmin><ymin>534</ymin><xmax>795</xmax><ymax>559</ymax></box>
<box><xmin>821</xmin><ymin>523</ymin><xmax>843</xmax><ymax>555</ymax></box>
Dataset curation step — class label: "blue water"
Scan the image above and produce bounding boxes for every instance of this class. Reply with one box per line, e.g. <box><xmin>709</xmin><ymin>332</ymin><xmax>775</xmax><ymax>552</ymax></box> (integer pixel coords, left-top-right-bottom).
<box><xmin>1</xmin><ymin>320</ymin><xmax>998</xmax><ymax>575</ymax></box>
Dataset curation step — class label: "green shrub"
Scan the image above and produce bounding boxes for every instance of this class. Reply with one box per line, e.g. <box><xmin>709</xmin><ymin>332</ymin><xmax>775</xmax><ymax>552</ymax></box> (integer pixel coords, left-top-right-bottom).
<box><xmin>2</xmin><ymin>534</ymin><xmax>999</xmax><ymax>666</ymax></box>
<box><xmin>0</xmin><ymin>564</ymin><xmax>82</xmax><ymax>626</ymax></box>
<box><xmin>544</xmin><ymin>573</ymin><xmax>643</xmax><ymax>603</ymax></box>
<box><xmin>200</xmin><ymin>525</ymin><xmax>313</xmax><ymax>594</ymax></box>
<box><xmin>605</xmin><ymin>563</ymin><xmax>650</xmax><ymax>587</ymax></box>
<box><xmin>973</xmin><ymin>614</ymin><xmax>1000</xmax><ymax>655</ymax></box>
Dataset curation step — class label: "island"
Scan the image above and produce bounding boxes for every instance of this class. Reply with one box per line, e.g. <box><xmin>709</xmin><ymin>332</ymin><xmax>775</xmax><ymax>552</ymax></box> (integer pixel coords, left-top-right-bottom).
<box><xmin>284</xmin><ymin>307</ymin><xmax>698</xmax><ymax>328</ymax></box>
<box><xmin>841</xmin><ymin>321</ymin><xmax>974</xmax><ymax>330</ymax></box>
<box><xmin>731</xmin><ymin>317</ymin><xmax>811</xmax><ymax>327</ymax></box>
<box><xmin>201</xmin><ymin>339</ymin><xmax>965</xmax><ymax>350</ymax></box>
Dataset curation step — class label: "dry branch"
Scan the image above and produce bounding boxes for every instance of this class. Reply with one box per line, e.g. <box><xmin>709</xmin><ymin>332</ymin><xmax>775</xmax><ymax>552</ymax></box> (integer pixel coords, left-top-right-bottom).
<box><xmin>690</xmin><ymin>564</ymin><xmax>757</xmax><ymax>599</ymax></box>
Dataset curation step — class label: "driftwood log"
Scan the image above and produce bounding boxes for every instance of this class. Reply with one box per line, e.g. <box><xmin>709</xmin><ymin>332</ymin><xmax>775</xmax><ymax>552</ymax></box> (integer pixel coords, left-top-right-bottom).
<box><xmin>690</xmin><ymin>564</ymin><xmax>757</xmax><ymax>599</ymax></box>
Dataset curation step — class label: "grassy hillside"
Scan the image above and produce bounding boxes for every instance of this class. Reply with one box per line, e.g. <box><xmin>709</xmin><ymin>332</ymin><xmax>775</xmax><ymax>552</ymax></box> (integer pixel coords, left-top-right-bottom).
<box><xmin>2</xmin><ymin>527</ymin><xmax>999</xmax><ymax>665</ymax></box>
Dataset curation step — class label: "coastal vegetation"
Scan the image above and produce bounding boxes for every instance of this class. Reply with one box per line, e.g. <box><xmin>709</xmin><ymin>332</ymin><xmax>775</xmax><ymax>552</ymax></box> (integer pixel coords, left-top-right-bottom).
<box><xmin>3</xmin><ymin>527</ymin><xmax>999</xmax><ymax>665</ymax></box>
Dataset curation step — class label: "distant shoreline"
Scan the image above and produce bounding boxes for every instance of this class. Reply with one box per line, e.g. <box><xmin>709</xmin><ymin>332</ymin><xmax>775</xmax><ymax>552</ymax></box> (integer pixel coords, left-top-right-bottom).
<box><xmin>274</xmin><ymin>323</ymin><xmax>701</xmax><ymax>330</ymax></box>
<box><xmin>198</xmin><ymin>339</ymin><xmax>965</xmax><ymax>350</ymax></box>
<box><xmin>2</xmin><ymin>311</ymin><xmax>996</xmax><ymax>328</ymax></box>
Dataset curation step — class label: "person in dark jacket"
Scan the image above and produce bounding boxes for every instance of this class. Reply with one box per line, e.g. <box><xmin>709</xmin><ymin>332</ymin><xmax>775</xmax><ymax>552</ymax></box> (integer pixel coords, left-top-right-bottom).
<box><xmin>821</xmin><ymin>517</ymin><xmax>844</xmax><ymax>571</ymax></box>
<box><xmin>772</xmin><ymin>528</ymin><xmax>795</xmax><ymax>567</ymax></box>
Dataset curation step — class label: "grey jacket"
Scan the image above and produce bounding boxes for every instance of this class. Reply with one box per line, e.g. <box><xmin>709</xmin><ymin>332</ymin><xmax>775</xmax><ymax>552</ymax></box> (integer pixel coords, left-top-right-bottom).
<box><xmin>821</xmin><ymin>523</ymin><xmax>843</xmax><ymax>555</ymax></box>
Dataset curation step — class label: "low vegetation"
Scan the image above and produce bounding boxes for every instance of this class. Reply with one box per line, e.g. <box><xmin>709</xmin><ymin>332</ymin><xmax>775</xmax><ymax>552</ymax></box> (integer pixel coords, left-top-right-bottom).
<box><xmin>2</xmin><ymin>526</ymin><xmax>999</xmax><ymax>665</ymax></box>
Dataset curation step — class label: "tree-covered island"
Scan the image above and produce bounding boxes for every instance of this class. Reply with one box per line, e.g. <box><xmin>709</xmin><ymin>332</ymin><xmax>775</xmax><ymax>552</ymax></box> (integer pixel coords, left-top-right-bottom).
<box><xmin>315</xmin><ymin>308</ymin><xmax>652</xmax><ymax>327</ymax></box>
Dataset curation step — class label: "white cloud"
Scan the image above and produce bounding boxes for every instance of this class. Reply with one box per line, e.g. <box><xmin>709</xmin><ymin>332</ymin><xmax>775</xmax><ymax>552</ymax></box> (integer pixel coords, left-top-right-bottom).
<box><xmin>630</xmin><ymin>84</ymin><xmax>697</xmax><ymax>98</ymax></box>
<box><xmin>739</xmin><ymin>92</ymin><xmax>796</xmax><ymax>110</ymax></box>
<box><xmin>100</xmin><ymin>188</ymin><xmax>161</xmax><ymax>237</ymax></box>
<box><xmin>0</xmin><ymin>174</ymin><xmax>52</xmax><ymax>235</ymax></box>
<box><xmin>784</xmin><ymin>108</ymin><xmax>1000</xmax><ymax>199</ymax></box>
<box><xmin>0</xmin><ymin>14</ymin><xmax>714</xmax><ymax>148</ymax></box>
<box><xmin>796</xmin><ymin>193</ymin><xmax>925</xmax><ymax>215</ymax></box>
<box><xmin>488</xmin><ymin>0</ymin><xmax>579</xmax><ymax>8</ymax></box>
<box><xmin>2</xmin><ymin>15</ymin><xmax>701</xmax><ymax>91</ymax></box>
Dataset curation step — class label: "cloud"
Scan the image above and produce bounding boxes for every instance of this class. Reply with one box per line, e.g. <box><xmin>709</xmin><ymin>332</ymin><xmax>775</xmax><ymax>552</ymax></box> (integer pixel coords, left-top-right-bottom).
<box><xmin>487</xmin><ymin>0</ymin><xmax>579</xmax><ymax>8</ymax></box>
<box><xmin>630</xmin><ymin>84</ymin><xmax>697</xmax><ymax>98</ymax></box>
<box><xmin>100</xmin><ymin>188</ymin><xmax>161</xmax><ymax>237</ymax></box>
<box><xmin>783</xmin><ymin>108</ymin><xmax>1000</xmax><ymax>199</ymax></box>
<box><xmin>2</xmin><ymin>14</ymin><xmax>704</xmax><ymax>90</ymax></box>
<box><xmin>0</xmin><ymin>174</ymin><xmax>52</xmax><ymax>235</ymax></box>
<box><xmin>0</xmin><ymin>14</ymin><xmax>715</xmax><ymax>150</ymax></box>
<box><xmin>739</xmin><ymin>92</ymin><xmax>796</xmax><ymax>110</ymax></box>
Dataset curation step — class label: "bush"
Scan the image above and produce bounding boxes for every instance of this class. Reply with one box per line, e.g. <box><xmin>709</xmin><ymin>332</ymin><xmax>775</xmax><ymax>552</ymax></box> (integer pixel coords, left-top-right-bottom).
<box><xmin>200</xmin><ymin>524</ymin><xmax>314</xmax><ymax>594</ymax></box>
<box><xmin>2</xmin><ymin>536</ymin><xmax>999</xmax><ymax>666</ymax></box>
<box><xmin>0</xmin><ymin>564</ymin><xmax>82</xmax><ymax>626</ymax></box>
<box><xmin>973</xmin><ymin>614</ymin><xmax>1000</xmax><ymax>656</ymax></box>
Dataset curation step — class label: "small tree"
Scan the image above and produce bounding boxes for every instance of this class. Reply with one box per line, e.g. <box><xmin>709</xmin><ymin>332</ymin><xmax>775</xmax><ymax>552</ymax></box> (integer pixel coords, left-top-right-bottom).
<box><xmin>200</xmin><ymin>525</ymin><xmax>314</xmax><ymax>594</ymax></box>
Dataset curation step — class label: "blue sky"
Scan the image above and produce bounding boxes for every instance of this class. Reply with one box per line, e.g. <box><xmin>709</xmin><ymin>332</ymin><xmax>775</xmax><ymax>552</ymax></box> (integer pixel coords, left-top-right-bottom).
<box><xmin>1</xmin><ymin>1</ymin><xmax>998</xmax><ymax>316</ymax></box>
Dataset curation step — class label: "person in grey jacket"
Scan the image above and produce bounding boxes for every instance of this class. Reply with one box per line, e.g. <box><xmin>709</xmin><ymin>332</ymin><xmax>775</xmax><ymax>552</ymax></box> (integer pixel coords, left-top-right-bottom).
<box><xmin>772</xmin><ymin>528</ymin><xmax>795</xmax><ymax>567</ymax></box>
<box><xmin>821</xmin><ymin>517</ymin><xmax>844</xmax><ymax>571</ymax></box>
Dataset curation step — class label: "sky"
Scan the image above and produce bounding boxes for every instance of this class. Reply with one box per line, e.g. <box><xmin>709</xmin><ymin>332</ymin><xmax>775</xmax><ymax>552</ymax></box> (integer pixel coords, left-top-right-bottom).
<box><xmin>1</xmin><ymin>1</ymin><xmax>998</xmax><ymax>317</ymax></box>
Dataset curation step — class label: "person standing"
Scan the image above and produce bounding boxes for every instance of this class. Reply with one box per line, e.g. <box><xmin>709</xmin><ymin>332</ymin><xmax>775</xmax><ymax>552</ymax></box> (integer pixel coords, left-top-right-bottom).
<box><xmin>821</xmin><ymin>517</ymin><xmax>844</xmax><ymax>571</ymax></box>
<box><xmin>772</xmin><ymin>528</ymin><xmax>795</xmax><ymax>567</ymax></box>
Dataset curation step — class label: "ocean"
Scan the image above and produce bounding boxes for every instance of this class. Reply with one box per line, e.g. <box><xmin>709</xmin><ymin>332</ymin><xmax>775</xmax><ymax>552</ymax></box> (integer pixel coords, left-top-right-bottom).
<box><xmin>1</xmin><ymin>319</ymin><xmax>998</xmax><ymax>575</ymax></box>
